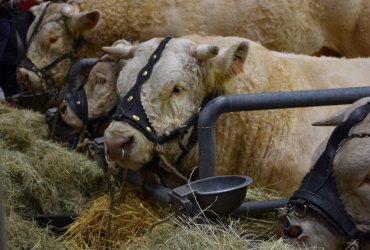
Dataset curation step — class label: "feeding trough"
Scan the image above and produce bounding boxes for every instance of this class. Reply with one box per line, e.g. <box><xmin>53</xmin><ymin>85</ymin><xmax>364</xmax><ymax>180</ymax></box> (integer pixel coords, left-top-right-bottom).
<box><xmin>170</xmin><ymin>175</ymin><xmax>252</xmax><ymax>217</ymax></box>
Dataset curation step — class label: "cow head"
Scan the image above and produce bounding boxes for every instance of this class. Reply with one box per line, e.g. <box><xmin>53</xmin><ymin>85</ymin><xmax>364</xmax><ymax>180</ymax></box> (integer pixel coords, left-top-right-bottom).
<box><xmin>103</xmin><ymin>37</ymin><xmax>249</xmax><ymax>173</ymax></box>
<box><xmin>58</xmin><ymin>39</ymin><xmax>130</xmax><ymax>138</ymax></box>
<box><xmin>275</xmin><ymin>97</ymin><xmax>370</xmax><ymax>249</ymax></box>
<box><xmin>17</xmin><ymin>1</ymin><xmax>100</xmax><ymax>93</ymax></box>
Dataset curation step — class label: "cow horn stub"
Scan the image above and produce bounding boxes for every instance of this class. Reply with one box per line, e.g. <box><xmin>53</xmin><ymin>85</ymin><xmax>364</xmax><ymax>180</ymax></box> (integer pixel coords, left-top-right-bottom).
<box><xmin>191</xmin><ymin>44</ymin><xmax>219</xmax><ymax>60</ymax></box>
<box><xmin>61</xmin><ymin>5</ymin><xmax>75</xmax><ymax>18</ymax></box>
<box><xmin>102</xmin><ymin>44</ymin><xmax>138</xmax><ymax>59</ymax></box>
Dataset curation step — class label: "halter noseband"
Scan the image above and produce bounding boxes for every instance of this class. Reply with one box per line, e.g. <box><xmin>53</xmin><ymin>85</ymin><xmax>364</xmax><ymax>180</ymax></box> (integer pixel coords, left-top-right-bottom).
<box><xmin>19</xmin><ymin>2</ymin><xmax>83</xmax><ymax>89</ymax></box>
<box><xmin>282</xmin><ymin>102</ymin><xmax>370</xmax><ymax>247</ymax></box>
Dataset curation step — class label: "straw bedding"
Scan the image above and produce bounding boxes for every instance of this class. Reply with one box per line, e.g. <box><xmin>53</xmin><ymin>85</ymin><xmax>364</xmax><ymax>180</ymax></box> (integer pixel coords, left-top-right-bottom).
<box><xmin>0</xmin><ymin>104</ymin><xmax>308</xmax><ymax>249</ymax></box>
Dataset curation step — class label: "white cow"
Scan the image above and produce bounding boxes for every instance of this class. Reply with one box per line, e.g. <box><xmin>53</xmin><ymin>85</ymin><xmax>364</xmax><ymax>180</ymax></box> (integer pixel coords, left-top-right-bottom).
<box><xmin>275</xmin><ymin>97</ymin><xmax>370</xmax><ymax>249</ymax></box>
<box><xmin>16</xmin><ymin>0</ymin><xmax>370</xmax><ymax>92</ymax></box>
<box><xmin>103</xmin><ymin>36</ymin><xmax>370</xmax><ymax>196</ymax></box>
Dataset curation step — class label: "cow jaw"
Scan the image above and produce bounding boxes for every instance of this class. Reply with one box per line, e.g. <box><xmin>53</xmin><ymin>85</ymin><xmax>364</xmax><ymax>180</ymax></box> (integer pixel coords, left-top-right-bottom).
<box><xmin>104</xmin><ymin>121</ymin><xmax>154</xmax><ymax>171</ymax></box>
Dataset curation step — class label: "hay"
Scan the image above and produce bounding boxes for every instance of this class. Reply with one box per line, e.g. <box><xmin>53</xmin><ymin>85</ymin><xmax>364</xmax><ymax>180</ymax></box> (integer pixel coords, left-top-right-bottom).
<box><xmin>0</xmin><ymin>105</ymin><xmax>49</xmax><ymax>151</ymax></box>
<box><xmin>6</xmin><ymin>211</ymin><xmax>72</xmax><ymax>250</ymax></box>
<box><xmin>126</xmin><ymin>217</ymin><xmax>299</xmax><ymax>250</ymax></box>
<box><xmin>61</xmin><ymin>184</ymin><xmax>306</xmax><ymax>250</ymax></box>
<box><xmin>62</xmin><ymin>191</ymin><xmax>169</xmax><ymax>249</ymax></box>
<box><xmin>0</xmin><ymin>104</ymin><xmax>312</xmax><ymax>249</ymax></box>
<box><xmin>0</xmin><ymin>104</ymin><xmax>106</xmax><ymax>248</ymax></box>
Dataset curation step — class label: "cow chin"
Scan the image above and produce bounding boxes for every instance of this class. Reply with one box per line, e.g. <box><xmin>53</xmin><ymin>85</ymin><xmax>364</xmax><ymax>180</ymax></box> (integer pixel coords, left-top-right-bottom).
<box><xmin>16</xmin><ymin>68</ymin><xmax>46</xmax><ymax>93</ymax></box>
<box><xmin>275</xmin><ymin>212</ymin><xmax>346</xmax><ymax>249</ymax></box>
<box><xmin>104</xmin><ymin>121</ymin><xmax>154</xmax><ymax>171</ymax></box>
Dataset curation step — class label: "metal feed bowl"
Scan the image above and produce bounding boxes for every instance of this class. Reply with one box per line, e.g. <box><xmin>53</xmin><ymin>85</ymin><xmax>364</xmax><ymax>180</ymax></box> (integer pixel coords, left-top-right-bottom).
<box><xmin>171</xmin><ymin>175</ymin><xmax>252</xmax><ymax>217</ymax></box>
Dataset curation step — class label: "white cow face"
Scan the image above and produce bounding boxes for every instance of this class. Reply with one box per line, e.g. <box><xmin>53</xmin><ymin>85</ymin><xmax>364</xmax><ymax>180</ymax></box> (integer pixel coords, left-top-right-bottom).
<box><xmin>17</xmin><ymin>2</ymin><xmax>100</xmax><ymax>92</ymax></box>
<box><xmin>103</xmin><ymin>37</ymin><xmax>249</xmax><ymax>171</ymax></box>
<box><xmin>276</xmin><ymin>97</ymin><xmax>370</xmax><ymax>249</ymax></box>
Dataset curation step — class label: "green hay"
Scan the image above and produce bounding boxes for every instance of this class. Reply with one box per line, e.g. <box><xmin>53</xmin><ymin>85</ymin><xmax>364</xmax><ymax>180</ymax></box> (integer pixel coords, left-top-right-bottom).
<box><xmin>0</xmin><ymin>105</ymin><xmax>106</xmax><ymax>248</ymax></box>
<box><xmin>6</xmin><ymin>212</ymin><xmax>72</xmax><ymax>250</ymax></box>
<box><xmin>0</xmin><ymin>105</ymin><xmax>49</xmax><ymax>151</ymax></box>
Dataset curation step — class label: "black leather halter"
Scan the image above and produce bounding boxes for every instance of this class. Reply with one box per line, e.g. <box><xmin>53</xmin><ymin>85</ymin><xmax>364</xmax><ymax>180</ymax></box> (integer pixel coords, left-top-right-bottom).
<box><xmin>113</xmin><ymin>37</ymin><xmax>214</xmax><ymax>145</ymax></box>
<box><xmin>19</xmin><ymin>2</ymin><xmax>83</xmax><ymax>89</ymax></box>
<box><xmin>285</xmin><ymin>102</ymin><xmax>370</xmax><ymax>246</ymax></box>
<box><xmin>112</xmin><ymin>37</ymin><xmax>215</xmax><ymax>178</ymax></box>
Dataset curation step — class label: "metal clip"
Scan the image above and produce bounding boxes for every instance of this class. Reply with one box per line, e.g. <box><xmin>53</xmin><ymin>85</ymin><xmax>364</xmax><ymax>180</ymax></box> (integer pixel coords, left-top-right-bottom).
<box><xmin>293</xmin><ymin>204</ymin><xmax>307</xmax><ymax>217</ymax></box>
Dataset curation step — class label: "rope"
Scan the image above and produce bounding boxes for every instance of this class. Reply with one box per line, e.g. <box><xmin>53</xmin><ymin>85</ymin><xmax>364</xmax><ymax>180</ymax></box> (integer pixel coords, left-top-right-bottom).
<box><xmin>153</xmin><ymin>144</ymin><xmax>189</xmax><ymax>183</ymax></box>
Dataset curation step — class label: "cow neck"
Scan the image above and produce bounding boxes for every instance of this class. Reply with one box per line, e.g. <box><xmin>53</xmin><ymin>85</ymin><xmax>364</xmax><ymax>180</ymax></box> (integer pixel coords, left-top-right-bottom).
<box><xmin>112</xmin><ymin>37</ymin><xmax>216</xmax><ymax>183</ymax></box>
<box><xmin>286</xmin><ymin>101</ymin><xmax>370</xmax><ymax>247</ymax></box>
<box><xmin>19</xmin><ymin>2</ymin><xmax>84</xmax><ymax>89</ymax></box>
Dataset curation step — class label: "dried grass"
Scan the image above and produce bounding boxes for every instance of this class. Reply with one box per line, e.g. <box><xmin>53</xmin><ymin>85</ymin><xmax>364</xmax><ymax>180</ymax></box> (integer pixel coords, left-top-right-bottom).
<box><xmin>0</xmin><ymin>104</ymin><xmax>105</xmax><ymax>249</ymax></box>
<box><xmin>0</xmin><ymin>104</ymin><xmax>312</xmax><ymax>249</ymax></box>
<box><xmin>62</xmin><ymin>191</ymin><xmax>169</xmax><ymax>249</ymax></box>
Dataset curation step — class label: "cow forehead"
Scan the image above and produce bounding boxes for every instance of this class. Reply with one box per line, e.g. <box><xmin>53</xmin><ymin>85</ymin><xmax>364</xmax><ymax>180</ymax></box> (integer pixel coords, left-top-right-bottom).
<box><xmin>27</xmin><ymin>3</ymin><xmax>70</xmax><ymax>39</ymax></box>
<box><xmin>117</xmin><ymin>38</ymin><xmax>199</xmax><ymax>96</ymax></box>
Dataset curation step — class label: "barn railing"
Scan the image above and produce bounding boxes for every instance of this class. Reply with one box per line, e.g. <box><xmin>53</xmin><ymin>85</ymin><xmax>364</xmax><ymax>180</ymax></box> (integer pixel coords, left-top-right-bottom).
<box><xmin>198</xmin><ymin>86</ymin><xmax>370</xmax><ymax>178</ymax></box>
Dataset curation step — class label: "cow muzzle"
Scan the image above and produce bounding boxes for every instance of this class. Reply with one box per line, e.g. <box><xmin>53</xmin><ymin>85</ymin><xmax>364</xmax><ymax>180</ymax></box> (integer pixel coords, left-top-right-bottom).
<box><xmin>16</xmin><ymin>67</ymin><xmax>44</xmax><ymax>93</ymax></box>
<box><xmin>104</xmin><ymin>135</ymin><xmax>134</xmax><ymax>163</ymax></box>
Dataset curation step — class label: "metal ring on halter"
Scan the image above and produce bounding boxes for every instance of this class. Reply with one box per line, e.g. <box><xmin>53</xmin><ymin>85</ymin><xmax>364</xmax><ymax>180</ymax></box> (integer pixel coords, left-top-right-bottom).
<box><xmin>104</xmin><ymin>144</ymin><xmax>125</xmax><ymax>164</ymax></box>
<box><xmin>104</xmin><ymin>144</ymin><xmax>112</xmax><ymax>164</ymax></box>
<box><xmin>293</xmin><ymin>204</ymin><xmax>307</xmax><ymax>217</ymax></box>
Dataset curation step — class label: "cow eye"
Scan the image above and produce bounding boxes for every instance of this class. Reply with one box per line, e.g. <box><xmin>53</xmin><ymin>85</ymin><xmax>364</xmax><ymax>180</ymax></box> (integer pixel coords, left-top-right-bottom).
<box><xmin>172</xmin><ymin>85</ymin><xmax>183</xmax><ymax>94</ymax></box>
<box><xmin>49</xmin><ymin>36</ymin><xmax>59</xmax><ymax>44</ymax></box>
<box><xmin>96</xmin><ymin>77</ymin><xmax>106</xmax><ymax>85</ymax></box>
<box><xmin>95</xmin><ymin>73</ymin><xmax>106</xmax><ymax>85</ymax></box>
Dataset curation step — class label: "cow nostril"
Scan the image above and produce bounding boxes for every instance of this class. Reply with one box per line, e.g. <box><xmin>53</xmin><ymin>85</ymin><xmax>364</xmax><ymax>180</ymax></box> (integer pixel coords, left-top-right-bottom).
<box><xmin>60</xmin><ymin>102</ymin><xmax>67</xmax><ymax>113</ymax></box>
<box><xmin>284</xmin><ymin>225</ymin><xmax>303</xmax><ymax>238</ymax></box>
<box><xmin>105</xmin><ymin>135</ymin><xmax>135</xmax><ymax>162</ymax></box>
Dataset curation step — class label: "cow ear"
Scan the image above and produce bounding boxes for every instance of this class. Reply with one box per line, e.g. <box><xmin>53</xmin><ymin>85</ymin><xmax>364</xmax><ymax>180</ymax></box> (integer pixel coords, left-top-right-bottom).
<box><xmin>65</xmin><ymin>10</ymin><xmax>101</xmax><ymax>35</ymax></box>
<box><xmin>102</xmin><ymin>44</ymin><xmax>138</xmax><ymax>59</ymax></box>
<box><xmin>214</xmin><ymin>41</ymin><xmax>249</xmax><ymax>77</ymax></box>
<box><xmin>29</xmin><ymin>2</ymin><xmax>48</xmax><ymax>17</ymax></box>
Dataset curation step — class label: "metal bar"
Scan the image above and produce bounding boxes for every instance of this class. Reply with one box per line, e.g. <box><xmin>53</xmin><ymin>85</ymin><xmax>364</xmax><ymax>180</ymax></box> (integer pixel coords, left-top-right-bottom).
<box><xmin>233</xmin><ymin>199</ymin><xmax>288</xmax><ymax>217</ymax></box>
<box><xmin>67</xmin><ymin>58</ymin><xmax>98</xmax><ymax>91</ymax></box>
<box><xmin>127</xmin><ymin>171</ymin><xmax>171</xmax><ymax>206</ymax></box>
<box><xmin>198</xmin><ymin>86</ymin><xmax>370</xmax><ymax>178</ymax></box>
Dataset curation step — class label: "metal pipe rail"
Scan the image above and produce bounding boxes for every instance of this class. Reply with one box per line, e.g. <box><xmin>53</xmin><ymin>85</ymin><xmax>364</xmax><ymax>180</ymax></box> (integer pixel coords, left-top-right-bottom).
<box><xmin>198</xmin><ymin>86</ymin><xmax>370</xmax><ymax>178</ymax></box>
<box><xmin>67</xmin><ymin>58</ymin><xmax>98</xmax><ymax>91</ymax></box>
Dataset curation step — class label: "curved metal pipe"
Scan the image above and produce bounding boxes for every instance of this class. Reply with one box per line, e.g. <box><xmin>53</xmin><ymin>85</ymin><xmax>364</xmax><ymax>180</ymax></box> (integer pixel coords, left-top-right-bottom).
<box><xmin>233</xmin><ymin>199</ymin><xmax>288</xmax><ymax>216</ymax></box>
<box><xmin>67</xmin><ymin>58</ymin><xmax>98</xmax><ymax>91</ymax></box>
<box><xmin>198</xmin><ymin>86</ymin><xmax>370</xmax><ymax>178</ymax></box>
